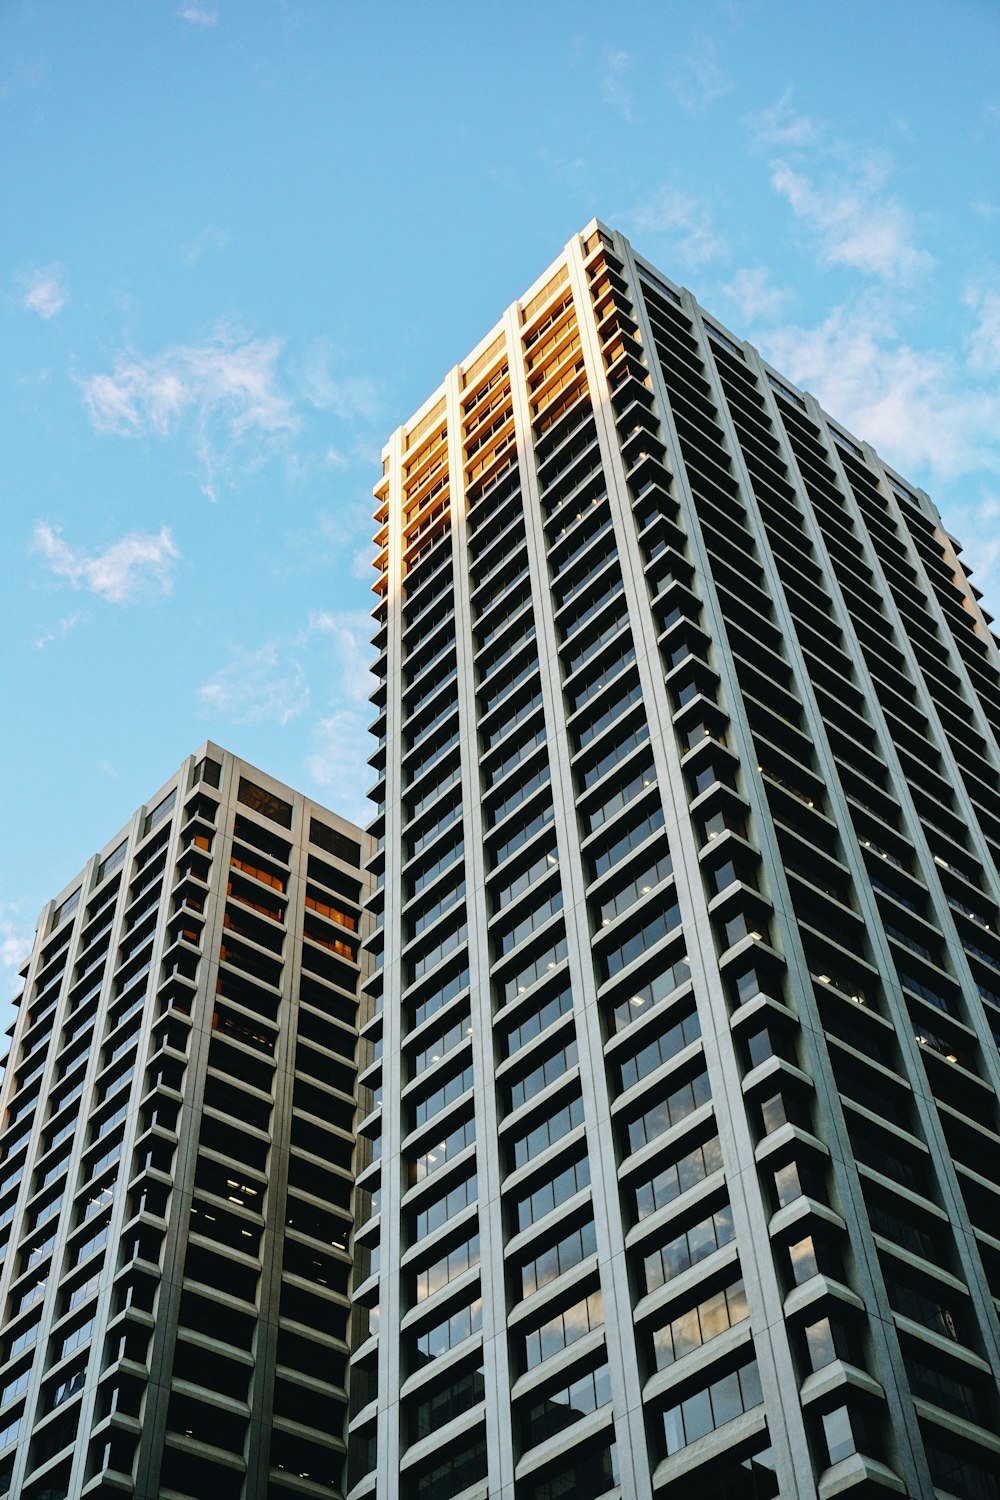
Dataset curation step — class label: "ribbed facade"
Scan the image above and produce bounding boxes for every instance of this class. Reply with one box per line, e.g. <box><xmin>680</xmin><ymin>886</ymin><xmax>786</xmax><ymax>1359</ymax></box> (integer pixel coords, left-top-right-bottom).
<box><xmin>0</xmin><ymin>745</ymin><xmax>371</xmax><ymax>1500</ymax></box>
<box><xmin>355</xmin><ymin>222</ymin><xmax>1000</xmax><ymax>1500</ymax></box>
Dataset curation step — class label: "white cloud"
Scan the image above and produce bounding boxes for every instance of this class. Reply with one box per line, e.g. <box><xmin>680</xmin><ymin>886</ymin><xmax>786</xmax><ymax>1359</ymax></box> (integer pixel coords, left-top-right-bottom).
<box><xmin>623</xmin><ymin>185</ymin><xmax>728</xmax><ymax>268</ymax></box>
<box><xmin>81</xmin><ymin>329</ymin><xmax>379</xmax><ymax>501</ymax></box>
<box><xmin>82</xmin><ymin>330</ymin><xmax>294</xmax><ymax>438</ymax></box>
<box><xmin>305</xmin><ymin>610</ymin><xmax>382</xmax><ymax>822</ymax></box>
<box><xmin>199</xmin><ymin>641</ymin><xmax>310</xmax><ymax>727</ymax></box>
<box><xmin>763</xmin><ymin>301</ymin><xmax>1000</xmax><ymax>484</ymax></box>
<box><xmin>770</xmin><ymin>155</ymin><xmax>932</xmax><ymax>282</ymax></box>
<box><xmin>0</xmin><ymin>905</ymin><xmax>34</xmax><ymax>987</ymax></box>
<box><xmin>954</xmin><ymin>492</ymin><xmax>1000</xmax><ymax>608</ymax></box>
<box><xmin>720</xmin><ymin>267</ymin><xmax>790</xmax><ymax>324</ymax></box>
<box><xmin>32</xmin><ymin>523</ymin><xmax>179</xmax><ymax>604</ymax></box>
<box><xmin>304</xmin><ymin>710</ymin><xmax>374</xmax><ymax>824</ymax></box>
<box><xmin>308</xmin><ymin>609</ymin><xmax>376</xmax><ymax>704</ymax></box>
<box><xmin>20</xmin><ymin>264</ymin><xmax>68</xmax><ymax>318</ymax></box>
<box><xmin>672</xmin><ymin>38</ymin><xmax>733</xmax><ymax>114</ymax></box>
<box><xmin>758</xmin><ymin>296</ymin><xmax>1000</xmax><ymax>612</ymax></box>
<box><xmin>199</xmin><ymin>610</ymin><xmax>376</xmax><ymax>815</ymax></box>
<box><xmin>80</xmin><ymin>328</ymin><xmax>297</xmax><ymax>499</ymax></box>
<box><xmin>745</xmin><ymin>99</ymin><xmax>930</xmax><ymax>285</ymax></box>
<box><xmin>179</xmin><ymin>6</ymin><xmax>217</xmax><ymax>24</ymax></box>
<box><xmin>197</xmin><ymin>609</ymin><xmax>373</xmax><ymax>734</ymax></box>
<box><xmin>33</xmin><ymin>609</ymin><xmax>87</xmax><ymax>650</ymax></box>
<box><xmin>953</xmin><ymin>490</ymin><xmax>1000</xmax><ymax>578</ymax></box>
<box><xmin>745</xmin><ymin>93</ymin><xmax>818</xmax><ymax>149</ymax></box>
<box><xmin>297</xmin><ymin>338</ymin><xmax>381</xmax><ymax>422</ymax></box>
<box><xmin>965</xmin><ymin>282</ymin><xmax>1000</xmax><ymax>373</ymax></box>
<box><xmin>601</xmin><ymin>47</ymin><xmax>634</xmax><ymax>119</ymax></box>
<box><xmin>182</xmin><ymin>223</ymin><xmax>231</xmax><ymax>265</ymax></box>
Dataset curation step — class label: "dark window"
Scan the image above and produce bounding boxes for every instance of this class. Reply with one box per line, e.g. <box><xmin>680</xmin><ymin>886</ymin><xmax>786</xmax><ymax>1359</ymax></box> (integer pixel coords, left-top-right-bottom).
<box><xmin>238</xmin><ymin>777</ymin><xmax>293</xmax><ymax>828</ymax></box>
<box><xmin>52</xmin><ymin>887</ymin><xmax>81</xmax><ymax>928</ymax></box>
<box><xmin>143</xmin><ymin>787</ymin><xmax>177</xmax><ymax>836</ymax></box>
<box><xmin>192</xmin><ymin>755</ymin><xmax>222</xmax><ymax>788</ymax></box>
<box><xmin>310</xmin><ymin>818</ymin><xmax>361</xmax><ymax>865</ymax></box>
<box><xmin>96</xmin><ymin>841</ymin><xmax>127</xmax><ymax>885</ymax></box>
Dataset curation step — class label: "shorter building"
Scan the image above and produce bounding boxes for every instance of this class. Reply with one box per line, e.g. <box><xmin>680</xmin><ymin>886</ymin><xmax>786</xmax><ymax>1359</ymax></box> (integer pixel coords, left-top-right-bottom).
<box><xmin>0</xmin><ymin>744</ymin><xmax>371</xmax><ymax>1500</ymax></box>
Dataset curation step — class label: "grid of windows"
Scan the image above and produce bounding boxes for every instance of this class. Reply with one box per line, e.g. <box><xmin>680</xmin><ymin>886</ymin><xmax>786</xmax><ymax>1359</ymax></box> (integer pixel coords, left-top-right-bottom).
<box><xmin>0</xmin><ymin>748</ymin><xmax>369</xmax><ymax>1500</ymax></box>
<box><xmin>361</xmin><ymin>219</ymin><xmax>1000</xmax><ymax>1500</ymax></box>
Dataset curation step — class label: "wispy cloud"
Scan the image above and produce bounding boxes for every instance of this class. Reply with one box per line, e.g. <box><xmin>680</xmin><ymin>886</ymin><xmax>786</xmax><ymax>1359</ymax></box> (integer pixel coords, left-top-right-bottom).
<box><xmin>757</xmin><ymin>294</ymin><xmax>1000</xmax><ymax>614</ymax></box>
<box><xmin>32</xmin><ymin>523</ymin><xmax>179</xmax><ymax>604</ymax></box>
<box><xmin>1</xmin><ymin>903</ymin><xmax>35</xmax><ymax>988</ymax></box>
<box><xmin>81</xmin><ymin>329</ymin><xmax>293</xmax><ymax>438</ymax></box>
<box><xmin>303</xmin><ymin>609</ymin><xmax>378</xmax><ymax>821</ymax></box>
<box><xmin>34</xmin><ymin>610</ymin><xmax>88</xmax><ymax>650</ymax></box>
<box><xmin>296</xmin><ymin>338</ymin><xmax>381</xmax><ymax>421</ymax></box>
<box><xmin>601</xmin><ymin>47</ymin><xmax>634</xmax><ymax>119</ymax></box>
<box><xmin>197</xmin><ymin>608</ymin><xmax>373</xmax><ymax>733</ymax></box>
<box><xmin>770</xmin><ymin>154</ymin><xmax>932</xmax><ymax>283</ymax></box>
<box><xmin>746</xmin><ymin>97</ymin><xmax>931</xmax><ymax>285</ymax></box>
<box><xmin>198</xmin><ymin>609</ymin><xmax>376</xmax><ymax>816</ymax></box>
<box><xmin>622</xmin><ymin>185</ymin><xmax>728</xmax><ymax>267</ymax></box>
<box><xmin>671</xmin><ymin>38</ymin><xmax>733</xmax><ymax>114</ymax></box>
<box><xmin>80</xmin><ymin>327</ymin><xmax>297</xmax><ymax>499</ymax></box>
<box><xmin>20</xmin><ymin>264</ymin><xmax>68</xmax><ymax>318</ymax></box>
<box><xmin>763</xmin><ymin>300</ymin><xmax>1000</xmax><ymax>484</ymax></box>
<box><xmin>745</xmin><ymin>93</ymin><xmax>818</xmax><ymax>149</ymax></box>
<box><xmin>182</xmin><ymin>223</ymin><xmax>231</xmax><ymax>265</ymax></box>
<box><xmin>954</xmin><ymin>492</ymin><xmax>1000</xmax><ymax>606</ymax></box>
<box><xmin>720</xmin><ymin>267</ymin><xmax>790</xmax><ymax>324</ymax></box>
<box><xmin>965</xmin><ymin>282</ymin><xmax>1000</xmax><ymax>373</ymax></box>
<box><xmin>179</xmin><ymin>6</ymin><xmax>217</xmax><ymax>24</ymax></box>
<box><xmin>199</xmin><ymin>640</ymin><xmax>309</xmax><ymax>726</ymax></box>
<box><xmin>304</xmin><ymin>710</ymin><xmax>374</xmax><ymax>823</ymax></box>
<box><xmin>307</xmin><ymin>609</ymin><xmax>374</xmax><ymax>704</ymax></box>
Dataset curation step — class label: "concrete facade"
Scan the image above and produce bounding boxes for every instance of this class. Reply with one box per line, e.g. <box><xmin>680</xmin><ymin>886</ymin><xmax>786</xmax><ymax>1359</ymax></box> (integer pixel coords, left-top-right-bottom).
<box><xmin>355</xmin><ymin>223</ymin><xmax>1000</xmax><ymax>1500</ymax></box>
<box><xmin>0</xmin><ymin>745</ymin><xmax>371</xmax><ymax>1500</ymax></box>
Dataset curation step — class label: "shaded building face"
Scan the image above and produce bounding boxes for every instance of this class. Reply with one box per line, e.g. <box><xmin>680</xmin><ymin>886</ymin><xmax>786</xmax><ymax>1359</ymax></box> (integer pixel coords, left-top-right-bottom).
<box><xmin>355</xmin><ymin>222</ymin><xmax>1000</xmax><ymax>1500</ymax></box>
<box><xmin>0</xmin><ymin>746</ymin><xmax>371</xmax><ymax>1500</ymax></box>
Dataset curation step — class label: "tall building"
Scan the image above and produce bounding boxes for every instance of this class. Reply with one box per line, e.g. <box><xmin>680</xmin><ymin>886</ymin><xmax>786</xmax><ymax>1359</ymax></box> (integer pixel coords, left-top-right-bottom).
<box><xmin>355</xmin><ymin>221</ymin><xmax>1000</xmax><ymax>1500</ymax></box>
<box><xmin>0</xmin><ymin>745</ymin><xmax>371</xmax><ymax>1500</ymax></box>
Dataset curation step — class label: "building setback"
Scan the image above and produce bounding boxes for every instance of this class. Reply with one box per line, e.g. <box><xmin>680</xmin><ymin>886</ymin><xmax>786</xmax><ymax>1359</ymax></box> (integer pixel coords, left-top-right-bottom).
<box><xmin>0</xmin><ymin>744</ymin><xmax>371</xmax><ymax>1500</ymax></box>
<box><xmin>353</xmin><ymin>221</ymin><xmax>1000</xmax><ymax>1500</ymax></box>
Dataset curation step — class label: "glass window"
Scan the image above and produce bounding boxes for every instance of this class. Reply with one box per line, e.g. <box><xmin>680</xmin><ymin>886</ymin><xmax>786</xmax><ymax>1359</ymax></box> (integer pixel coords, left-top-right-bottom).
<box><xmin>760</xmin><ymin>1093</ymin><xmax>788</xmax><ymax>1135</ymax></box>
<box><xmin>773</xmin><ymin>1161</ymin><xmax>802</xmax><ymax>1208</ymax></box>
<box><xmin>238</xmin><ymin>777</ymin><xmax>292</xmax><ymax>829</ymax></box>
<box><xmin>788</xmin><ymin>1235</ymin><xmax>819</xmax><ymax>1285</ymax></box>
<box><xmin>96</xmin><ymin>840</ymin><xmax>128</xmax><ymax>885</ymax></box>
<box><xmin>192</xmin><ymin>755</ymin><xmax>222</xmax><ymax>788</ymax></box>
<box><xmin>821</xmin><ymin>1405</ymin><xmax>856</xmax><ymax>1465</ymax></box>
<box><xmin>804</xmin><ymin>1317</ymin><xmax>837</xmax><ymax>1372</ymax></box>
<box><xmin>665</xmin><ymin>1362</ymin><xmax>767</xmax><ymax>1452</ymax></box>
<box><xmin>709</xmin><ymin>1370</ymin><xmax>744</xmax><ymax>1428</ymax></box>
<box><xmin>52</xmin><ymin>887</ymin><xmax>81</xmax><ymax>928</ymax></box>
<box><xmin>143</xmin><ymin>787</ymin><xmax>177</xmax><ymax>836</ymax></box>
<box><xmin>523</xmin><ymin>1288</ymin><xmax>603</xmax><ymax>1370</ymax></box>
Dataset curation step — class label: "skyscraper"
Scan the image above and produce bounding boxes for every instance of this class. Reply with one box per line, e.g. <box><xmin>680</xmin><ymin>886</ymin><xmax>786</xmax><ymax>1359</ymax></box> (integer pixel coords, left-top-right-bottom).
<box><xmin>0</xmin><ymin>745</ymin><xmax>371</xmax><ymax>1500</ymax></box>
<box><xmin>355</xmin><ymin>221</ymin><xmax>1000</xmax><ymax>1500</ymax></box>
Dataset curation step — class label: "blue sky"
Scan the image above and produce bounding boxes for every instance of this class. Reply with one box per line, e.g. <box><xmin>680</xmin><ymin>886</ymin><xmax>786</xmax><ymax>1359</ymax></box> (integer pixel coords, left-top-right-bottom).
<box><xmin>3</xmin><ymin>0</ymin><xmax>1000</xmax><ymax>1014</ymax></box>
